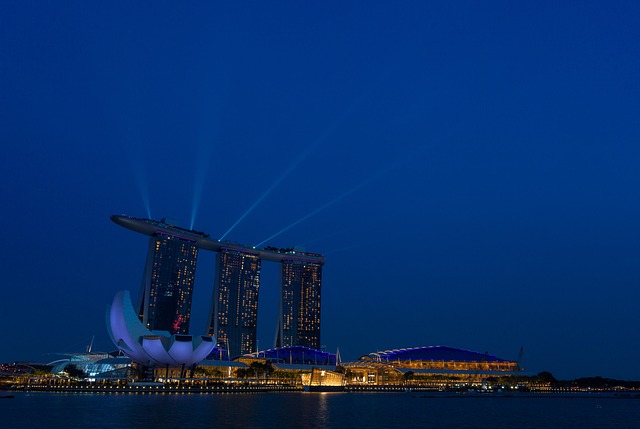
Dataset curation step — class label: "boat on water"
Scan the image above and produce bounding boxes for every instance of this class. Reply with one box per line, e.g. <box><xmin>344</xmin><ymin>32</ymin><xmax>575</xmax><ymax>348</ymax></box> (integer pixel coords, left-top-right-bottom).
<box><xmin>301</xmin><ymin>367</ymin><xmax>346</xmax><ymax>392</ymax></box>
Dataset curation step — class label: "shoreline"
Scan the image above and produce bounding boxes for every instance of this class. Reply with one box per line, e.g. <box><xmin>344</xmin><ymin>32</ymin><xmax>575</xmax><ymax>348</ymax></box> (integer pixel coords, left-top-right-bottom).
<box><xmin>6</xmin><ymin>384</ymin><xmax>640</xmax><ymax>397</ymax></box>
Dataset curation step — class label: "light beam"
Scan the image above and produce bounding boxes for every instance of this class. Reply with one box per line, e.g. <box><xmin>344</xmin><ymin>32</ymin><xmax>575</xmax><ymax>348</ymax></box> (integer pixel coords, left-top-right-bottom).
<box><xmin>140</xmin><ymin>185</ymin><xmax>151</xmax><ymax>219</ymax></box>
<box><xmin>190</xmin><ymin>140</ymin><xmax>215</xmax><ymax>230</ymax></box>
<box><xmin>219</xmin><ymin>149</ymin><xmax>312</xmax><ymax>240</ymax></box>
<box><xmin>132</xmin><ymin>165</ymin><xmax>151</xmax><ymax>219</ymax></box>
<box><xmin>124</xmin><ymin>135</ymin><xmax>152</xmax><ymax>219</ymax></box>
<box><xmin>255</xmin><ymin>158</ymin><xmax>404</xmax><ymax>248</ymax></box>
<box><xmin>218</xmin><ymin>81</ymin><xmax>376</xmax><ymax>241</ymax></box>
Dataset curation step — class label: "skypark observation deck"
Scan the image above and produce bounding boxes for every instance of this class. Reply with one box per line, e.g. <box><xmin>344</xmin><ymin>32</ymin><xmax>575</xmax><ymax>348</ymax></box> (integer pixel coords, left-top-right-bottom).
<box><xmin>111</xmin><ymin>214</ymin><xmax>325</xmax><ymax>265</ymax></box>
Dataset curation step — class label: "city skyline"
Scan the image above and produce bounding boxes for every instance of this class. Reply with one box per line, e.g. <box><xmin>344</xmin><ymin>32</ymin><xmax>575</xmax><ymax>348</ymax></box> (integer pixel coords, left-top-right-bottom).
<box><xmin>2</xmin><ymin>2</ymin><xmax>639</xmax><ymax>380</ymax></box>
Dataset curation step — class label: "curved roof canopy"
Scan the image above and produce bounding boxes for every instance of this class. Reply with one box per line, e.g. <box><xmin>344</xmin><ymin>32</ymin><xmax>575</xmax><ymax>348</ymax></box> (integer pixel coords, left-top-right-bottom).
<box><xmin>364</xmin><ymin>346</ymin><xmax>511</xmax><ymax>363</ymax></box>
<box><xmin>256</xmin><ymin>346</ymin><xmax>336</xmax><ymax>366</ymax></box>
<box><xmin>106</xmin><ymin>290</ymin><xmax>215</xmax><ymax>367</ymax></box>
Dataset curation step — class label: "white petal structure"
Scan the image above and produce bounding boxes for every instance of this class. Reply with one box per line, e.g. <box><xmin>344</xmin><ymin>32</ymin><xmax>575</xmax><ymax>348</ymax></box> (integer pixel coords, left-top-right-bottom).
<box><xmin>106</xmin><ymin>290</ymin><xmax>215</xmax><ymax>366</ymax></box>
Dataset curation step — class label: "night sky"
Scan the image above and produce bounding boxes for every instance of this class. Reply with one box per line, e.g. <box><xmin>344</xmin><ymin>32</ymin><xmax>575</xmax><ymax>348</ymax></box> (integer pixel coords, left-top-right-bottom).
<box><xmin>2</xmin><ymin>1</ymin><xmax>639</xmax><ymax>380</ymax></box>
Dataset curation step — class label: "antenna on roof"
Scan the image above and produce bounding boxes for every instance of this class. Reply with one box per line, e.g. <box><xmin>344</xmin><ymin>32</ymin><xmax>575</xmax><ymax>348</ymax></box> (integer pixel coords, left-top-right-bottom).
<box><xmin>86</xmin><ymin>335</ymin><xmax>95</xmax><ymax>353</ymax></box>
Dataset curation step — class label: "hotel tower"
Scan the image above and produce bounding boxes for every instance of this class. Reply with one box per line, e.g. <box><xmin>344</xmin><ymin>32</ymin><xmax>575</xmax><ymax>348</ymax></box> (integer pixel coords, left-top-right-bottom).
<box><xmin>208</xmin><ymin>249</ymin><xmax>261</xmax><ymax>358</ymax></box>
<box><xmin>276</xmin><ymin>259</ymin><xmax>323</xmax><ymax>349</ymax></box>
<box><xmin>111</xmin><ymin>215</ymin><xmax>325</xmax><ymax>358</ymax></box>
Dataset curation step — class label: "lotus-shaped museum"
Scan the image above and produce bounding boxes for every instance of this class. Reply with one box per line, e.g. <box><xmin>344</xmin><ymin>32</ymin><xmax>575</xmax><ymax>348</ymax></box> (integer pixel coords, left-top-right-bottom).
<box><xmin>106</xmin><ymin>290</ymin><xmax>215</xmax><ymax>366</ymax></box>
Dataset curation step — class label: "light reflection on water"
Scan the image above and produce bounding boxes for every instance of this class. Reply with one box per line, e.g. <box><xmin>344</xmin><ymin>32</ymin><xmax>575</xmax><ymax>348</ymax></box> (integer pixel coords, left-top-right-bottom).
<box><xmin>2</xmin><ymin>392</ymin><xmax>639</xmax><ymax>429</ymax></box>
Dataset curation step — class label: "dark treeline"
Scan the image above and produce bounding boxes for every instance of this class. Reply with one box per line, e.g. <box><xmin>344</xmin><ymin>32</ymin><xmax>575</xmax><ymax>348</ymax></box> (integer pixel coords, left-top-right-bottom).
<box><xmin>487</xmin><ymin>372</ymin><xmax>640</xmax><ymax>389</ymax></box>
<box><xmin>573</xmin><ymin>376</ymin><xmax>640</xmax><ymax>389</ymax></box>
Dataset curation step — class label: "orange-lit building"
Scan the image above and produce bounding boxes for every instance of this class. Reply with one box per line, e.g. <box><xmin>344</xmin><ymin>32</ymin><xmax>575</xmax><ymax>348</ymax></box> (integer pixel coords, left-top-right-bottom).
<box><xmin>345</xmin><ymin>346</ymin><xmax>518</xmax><ymax>386</ymax></box>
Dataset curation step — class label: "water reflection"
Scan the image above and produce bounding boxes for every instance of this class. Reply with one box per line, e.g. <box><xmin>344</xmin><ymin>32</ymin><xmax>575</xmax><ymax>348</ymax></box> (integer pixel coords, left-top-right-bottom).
<box><xmin>5</xmin><ymin>392</ymin><xmax>640</xmax><ymax>429</ymax></box>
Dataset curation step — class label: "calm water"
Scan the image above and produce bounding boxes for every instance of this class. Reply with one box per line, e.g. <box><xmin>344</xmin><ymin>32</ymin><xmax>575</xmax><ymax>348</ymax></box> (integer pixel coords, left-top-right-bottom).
<box><xmin>3</xmin><ymin>391</ymin><xmax>640</xmax><ymax>429</ymax></box>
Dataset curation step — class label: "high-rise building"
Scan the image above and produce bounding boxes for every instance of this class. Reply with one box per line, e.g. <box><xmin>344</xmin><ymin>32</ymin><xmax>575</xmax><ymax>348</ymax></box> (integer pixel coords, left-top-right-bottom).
<box><xmin>209</xmin><ymin>249</ymin><xmax>261</xmax><ymax>358</ymax></box>
<box><xmin>138</xmin><ymin>233</ymin><xmax>198</xmax><ymax>335</ymax></box>
<box><xmin>276</xmin><ymin>259</ymin><xmax>323</xmax><ymax>350</ymax></box>
<box><xmin>111</xmin><ymin>215</ymin><xmax>326</xmax><ymax>357</ymax></box>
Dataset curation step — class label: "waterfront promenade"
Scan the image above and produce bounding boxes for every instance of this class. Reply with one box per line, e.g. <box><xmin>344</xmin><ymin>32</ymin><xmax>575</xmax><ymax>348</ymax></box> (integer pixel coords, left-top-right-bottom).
<box><xmin>15</xmin><ymin>383</ymin><xmax>301</xmax><ymax>394</ymax></box>
<box><xmin>9</xmin><ymin>382</ymin><xmax>639</xmax><ymax>397</ymax></box>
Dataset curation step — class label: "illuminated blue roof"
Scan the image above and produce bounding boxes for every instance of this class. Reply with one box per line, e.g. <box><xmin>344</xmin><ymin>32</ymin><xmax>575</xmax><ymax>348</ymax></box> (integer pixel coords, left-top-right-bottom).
<box><xmin>205</xmin><ymin>346</ymin><xmax>230</xmax><ymax>361</ymax></box>
<box><xmin>366</xmin><ymin>346</ymin><xmax>511</xmax><ymax>363</ymax></box>
<box><xmin>256</xmin><ymin>346</ymin><xmax>336</xmax><ymax>366</ymax></box>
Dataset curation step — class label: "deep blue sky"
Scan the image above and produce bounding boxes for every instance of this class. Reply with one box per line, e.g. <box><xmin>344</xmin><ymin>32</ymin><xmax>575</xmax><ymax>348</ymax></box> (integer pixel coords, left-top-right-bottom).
<box><xmin>2</xmin><ymin>1</ymin><xmax>639</xmax><ymax>379</ymax></box>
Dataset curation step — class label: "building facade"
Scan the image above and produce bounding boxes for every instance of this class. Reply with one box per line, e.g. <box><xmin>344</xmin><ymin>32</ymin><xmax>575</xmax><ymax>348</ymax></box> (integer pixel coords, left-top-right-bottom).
<box><xmin>138</xmin><ymin>233</ymin><xmax>199</xmax><ymax>335</ymax></box>
<box><xmin>346</xmin><ymin>346</ymin><xmax>519</xmax><ymax>386</ymax></box>
<box><xmin>276</xmin><ymin>259</ymin><xmax>322</xmax><ymax>350</ymax></box>
<box><xmin>112</xmin><ymin>215</ymin><xmax>325</xmax><ymax>360</ymax></box>
<box><xmin>209</xmin><ymin>249</ymin><xmax>261</xmax><ymax>358</ymax></box>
